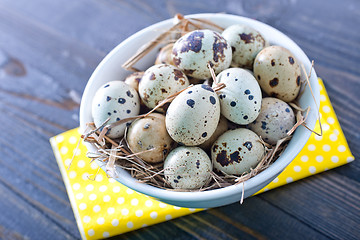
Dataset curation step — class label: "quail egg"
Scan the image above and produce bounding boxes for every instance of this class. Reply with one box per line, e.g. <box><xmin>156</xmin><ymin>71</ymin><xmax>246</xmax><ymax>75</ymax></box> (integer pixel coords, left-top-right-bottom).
<box><xmin>222</xmin><ymin>24</ymin><xmax>268</xmax><ymax>69</ymax></box>
<box><xmin>248</xmin><ymin>97</ymin><xmax>295</xmax><ymax>145</ymax></box>
<box><xmin>199</xmin><ymin>116</ymin><xmax>228</xmax><ymax>151</ymax></box>
<box><xmin>126</xmin><ymin>113</ymin><xmax>174</xmax><ymax>163</ymax></box>
<box><xmin>215</xmin><ymin>68</ymin><xmax>262</xmax><ymax>124</ymax></box>
<box><xmin>253</xmin><ymin>46</ymin><xmax>301</xmax><ymax>102</ymax></box>
<box><xmin>164</xmin><ymin>146</ymin><xmax>212</xmax><ymax>189</ymax></box>
<box><xmin>166</xmin><ymin>84</ymin><xmax>220</xmax><ymax>146</ymax></box>
<box><xmin>172</xmin><ymin>29</ymin><xmax>232</xmax><ymax>79</ymax></box>
<box><xmin>92</xmin><ymin>81</ymin><xmax>140</xmax><ymax>138</ymax></box>
<box><xmin>155</xmin><ymin>43</ymin><xmax>175</xmax><ymax>66</ymax></box>
<box><xmin>139</xmin><ymin>64</ymin><xmax>189</xmax><ymax>112</ymax></box>
<box><xmin>212</xmin><ymin>128</ymin><xmax>265</xmax><ymax>175</ymax></box>
<box><xmin>124</xmin><ymin>71</ymin><xmax>144</xmax><ymax>92</ymax></box>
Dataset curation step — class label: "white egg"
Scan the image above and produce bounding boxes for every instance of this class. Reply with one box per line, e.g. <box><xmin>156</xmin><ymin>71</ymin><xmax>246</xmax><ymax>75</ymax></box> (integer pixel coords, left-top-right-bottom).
<box><xmin>172</xmin><ymin>29</ymin><xmax>232</xmax><ymax>79</ymax></box>
<box><xmin>164</xmin><ymin>146</ymin><xmax>212</xmax><ymax>189</ymax></box>
<box><xmin>215</xmin><ymin>68</ymin><xmax>262</xmax><ymax>124</ymax></box>
<box><xmin>91</xmin><ymin>81</ymin><xmax>140</xmax><ymax>138</ymax></box>
<box><xmin>222</xmin><ymin>24</ymin><xmax>268</xmax><ymax>69</ymax></box>
<box><xmin>211</xmin><ymin>128</ymin><xmax>265</xmax><ymax>175</ymax></box>
<box><xmin>166</xmin><ymin>84</ymin><xmax>220</xmax><ymax>146</ymax></box>
<box><xmin>139</xmin><ymin>64</ymin><xmax>189</xmax><ymax>112</ymax></box>
<box><xmin>248</xmin><ymin>97</ymin><xmax>296</xmax><ymax>145</ymax></box>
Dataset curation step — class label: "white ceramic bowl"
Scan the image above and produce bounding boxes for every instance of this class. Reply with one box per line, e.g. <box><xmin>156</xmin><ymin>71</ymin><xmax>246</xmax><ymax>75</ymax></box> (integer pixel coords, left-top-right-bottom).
<box><xmin>80</xmin><ymin>13</ymin><xmax>319</xmax><ymax>208</ymax></box>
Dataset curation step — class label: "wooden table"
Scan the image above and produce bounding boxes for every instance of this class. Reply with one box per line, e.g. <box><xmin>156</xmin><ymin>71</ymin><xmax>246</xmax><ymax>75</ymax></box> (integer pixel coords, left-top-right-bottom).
<box><xmin>0</xmin><ymin>0</ymin><xmax>359</xmax><ymax>239</ymax></box>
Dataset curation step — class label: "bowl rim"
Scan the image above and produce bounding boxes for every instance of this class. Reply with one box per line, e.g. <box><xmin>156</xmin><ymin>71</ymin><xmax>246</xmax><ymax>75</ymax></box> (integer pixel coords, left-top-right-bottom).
<box><xmin>79</xmin><ymin>13</ymin><xmax>319</xmax><ymax>203</ymax></box>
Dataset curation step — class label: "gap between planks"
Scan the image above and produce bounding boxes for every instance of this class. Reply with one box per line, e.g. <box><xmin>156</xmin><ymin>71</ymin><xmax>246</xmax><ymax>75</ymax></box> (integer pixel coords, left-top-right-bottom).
<box><xmin>258</xmin><ymin>172</ymin><xmax>360</xmax><ymax>239</ymax></box>
<box><xmin>0</xmin><ymin>175</ymin><xmax>78</xmax><ymax>239</ymax></box>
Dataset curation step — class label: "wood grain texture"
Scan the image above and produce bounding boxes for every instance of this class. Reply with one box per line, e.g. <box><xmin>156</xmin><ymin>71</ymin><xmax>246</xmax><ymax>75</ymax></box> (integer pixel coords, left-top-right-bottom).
<box><xmin>0</xmin><ymin>0</ymin><xmax>358</xmax><ymax>239</ymax></box>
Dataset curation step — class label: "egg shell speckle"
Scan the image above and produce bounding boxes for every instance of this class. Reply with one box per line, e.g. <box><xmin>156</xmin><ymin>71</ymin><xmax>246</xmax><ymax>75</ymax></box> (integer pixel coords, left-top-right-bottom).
<box><xmin>216</xmin><ymin>68</ymin><xmax>262</xmax><ymax>124</ymax></box>
<box><xmin>164</xmin><ymin>146</ymin><xmax>212</xmax><ymax>189</ymax></box>
<box><xmin>212</xmin><ymin>128</ymin><xmax>265</xmax><ymax>175</ymax></box>
<box><xmin>127</xmin><ymin>113</ymin><xmax>174</xmax><ymax>163</ymax></box>
<box><xmin>172</xmin><ymin>29</ymin><xmax>232</xmax><ymax>79</ymax></box>
<box><xmin>248</xmin><ymin>97</ymin><xmax>295</xmax><ymax>145</ymax></box>
<box><xmin>92</xmin><ymin>81</ymin><xmax>140</xmax><ymax>138</ymax></box>
<box><xmin>139</xmin><ymin>64</ymin><xmax>189</xmax><ymax>112</ymax></box>
<box><xmin>166</xmin><ymin>84</ymin><xmax>220</xmax><ymax>146</ymax></box>
<box><xmin>222</xmin><ymin>24</ymin><xmax>268</xmax><ymax>69</ymax></box>
<box><xmin>253</xmin><ymin>46</ymin><xmax>301</xmax><ymax>102</ymax></box>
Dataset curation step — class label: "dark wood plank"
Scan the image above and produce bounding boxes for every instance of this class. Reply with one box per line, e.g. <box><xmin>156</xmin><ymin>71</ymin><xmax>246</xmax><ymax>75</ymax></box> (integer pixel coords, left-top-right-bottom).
<box><xmin>208</xmin><ymin>198</ymin><xmax>329</xmax><ymax>240</ymax></box>
<box><xmin>260</xmin><ymin>171</ymin><xmax>360</xmax><ymax>240</ymax></box>
<box><xmin>0</xmin><ymin>179</ymin><xmax>76</xmax><ymax>240</ymax></box>
<box><xmin>0</xmin><ymin>3</ymin><xmax>104</xmax><ymax>94</ymax></box>
<box><xmin>0</xmin><ymin>113</ymin><xmax>80</xmax><ymax>237</ymax></box>
<box><xmin>0</xmin><ymin>0</ymin><xmax>166</xmax><ymax>52</ymax></box>
<box><xmin>117</xmin><ymin>196</ymin><xmax>329</xmax><ymax>240</ymax></box>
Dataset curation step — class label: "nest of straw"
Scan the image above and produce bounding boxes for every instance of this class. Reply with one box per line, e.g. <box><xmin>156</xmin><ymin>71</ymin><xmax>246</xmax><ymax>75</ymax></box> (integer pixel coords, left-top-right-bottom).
<box><xmin>80</xmin><ymin>14</ymin><xmax>320</xmax><ymax>193</ymax></box>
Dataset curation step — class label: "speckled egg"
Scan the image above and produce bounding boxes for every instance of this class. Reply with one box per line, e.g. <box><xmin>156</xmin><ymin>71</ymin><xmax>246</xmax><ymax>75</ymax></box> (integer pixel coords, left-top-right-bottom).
<box><xmin>211</xmin><ymin>128</ymin><xmax>265</xmax><ymax>175</ymax></box>
<box><xmin>248</xmin><ymin>97</ymin><xmax>295</xmax><ymax>145</ymax></box>
<box><xmin>172</xmin><ymin>29</ymin><xmax>232</xmax><ymax>79</ymax></box>
<box><xmin>155</xmin><ymin>43</ymin><xmax>175</xmax><ymax>66</ymax></box>
<box><xmin>166</xmin><ymin>84</ymin><xmax>220</xmax><ymax>146</ymax></box>
<box><xmin>92</xmin><ymin>81</ymin><xmax>140</xmax><ymax>138</ymax></box>
<box><xmin>222</xmin><ymin>24</ymin><xmax>268</xmax><ymax>69</ymax></box>
<box><xmin>126</xmin><ymin>113</ymin><xmax>174</xmax><ymax>163</ymax></box>
<box><xmin>253</xmin><ymin>46</ymin><xmax>301</xmax><ymax>102</ymax></box>
<box><xmin>138</xmin><ymin>64</ymin><xmax>189</xmax><ymax>112</ymax></box>
<box><xmin>164</xmin><ymin>146</ymin><xmax>212</xmax><ymax>189</ymax></box>
<box><xmin>199</xmin><ymin>116</ymin><xmax>228</xmax><ymax>151</ymax></box>
<box><xmin>124</xmin><ymin>71</ymin><xmax>144</xmax><ymax>92</ymax></box>
<box><xmin>215</xmin><ymin>68</ymin><xmax>262</xmax><ymax>124</ymax></box>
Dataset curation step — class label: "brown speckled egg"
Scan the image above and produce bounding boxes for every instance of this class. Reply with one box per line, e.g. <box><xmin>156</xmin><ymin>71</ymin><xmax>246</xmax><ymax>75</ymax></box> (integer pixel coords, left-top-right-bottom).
<box><xmin>155</xmin><ymin>43</ymin><xmax>175</xmax><ymax>66</ymax></box>
<box><xmin>222</xmin><ymin>24</ymin><xmax>268</xmax><ymax>69</ymax></box>
<box><xmin>172</xmin><ymin>29</ymin><xmax>232</xmax><ymax>79</ymax></box>
<box><xmin>215</xmin><ymin>68</ymin><xmax>262</xmax><ymax>124</ymax></box>
<box><xmin>126</xmin><ymin>113</ymin><xmax>174</xmax><ymax>163</ymax></box>
<box><xmin>199</xmin><ymin>116</ymin><xmax>228</xmax><ymax>151</ymax></box>
<box><xmin>164</xmin><ymin>146</ymin><xmax>212</xmax><ymax>189</ymax></box>
<box><xmin>139</xmin><ymin>64</ymin><xmax>189</xmax><ymax>112</ymax></box>
<box><xmin>211</xmin><ymin>128</ymin><xmax>265</xmax><ymax>175</ymax></box>
<box><xmin>253</xmin><ymin>46</ymin><xmax>301</xmax><ymax>102</ymax></box>
<box><xmin>166</xmin><ymin>84</ymin><xmax>220</xmax><ymax>146</ymax></box>
<box><xmin>248</xmin><ymin>97</ymin><xmax>295</xmax><ymax>145</ymax></box>
<box><xmin>124</xmin><ymin>71</ymin><xmax>144</xmax><ymax>92</ymax></box>
<box><xmin>92</xmin><ymin>81</ymin><xmax>140</xmax><ymax>138</ymax></box>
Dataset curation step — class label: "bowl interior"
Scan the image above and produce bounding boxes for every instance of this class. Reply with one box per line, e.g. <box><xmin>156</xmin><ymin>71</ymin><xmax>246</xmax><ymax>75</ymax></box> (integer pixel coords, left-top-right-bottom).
<box><xmin>79</xmin><ymin>13</ymin><xmax>319</xmax><ymax>208</ymax></box>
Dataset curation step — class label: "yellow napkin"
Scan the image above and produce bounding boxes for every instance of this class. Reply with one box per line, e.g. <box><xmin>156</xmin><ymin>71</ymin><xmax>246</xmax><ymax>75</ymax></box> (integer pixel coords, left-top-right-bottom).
<box><xmin>50</xmin><ymin>78</ymin><xmax>354</xmax><ymax>240</ymax></box>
